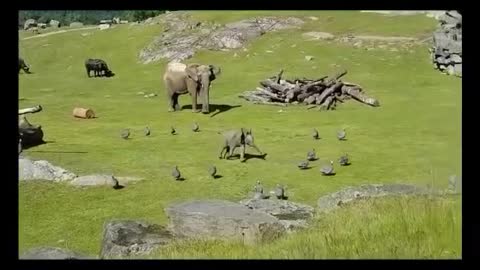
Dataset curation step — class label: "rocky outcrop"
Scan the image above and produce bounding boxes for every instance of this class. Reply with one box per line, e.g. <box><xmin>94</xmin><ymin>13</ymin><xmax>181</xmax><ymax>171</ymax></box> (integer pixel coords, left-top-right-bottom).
<box><xmin>24</xmin><ymin>19</ymin><xmax>37</xmax><ymax>30</ymax></box>
<box><xmin>19</xmin><ymin>158</ymin><xmax>77</xmax><ymax>182</ymax></box>
<box><xmin>165</xmin><ymin>200</ymin><xmax>286</xmax><ymax>245</ymax></box>
<box><xmin>70</xmin><ymin>174</ymin><xmax>116</xmax><ymax>187</ymax></box>
<box><xmin>139</xmin><ymin>12</ymin><xmax>304</xmax><ymax>63</ymax></box>
<box><xmin>69</xmin><ymin>22</ymin><xmax>84</xmax><ymax>28</ymax></box>
<box><xmin>431</xmin><ymin>10</ymin><xmax>462</xmax><ymax>77</ymax></box>
<box><xmin>20</xmin><ymin>247</ymin><xmax>90</xmax><ymax>259</ymax></box>
<box><xmin>239</xmin><ymin>198</ymin><xmax>315</xmax><ymax>232</ymax></box>
<box><xmin>100</xmin><ymin>220</ymin><xmax>175</xmax><ymax>259</ymax></box>
<box><xmin>317</xmin><ymin>183</ymin><xmax>430</xmax><ymax>213</ymax></box>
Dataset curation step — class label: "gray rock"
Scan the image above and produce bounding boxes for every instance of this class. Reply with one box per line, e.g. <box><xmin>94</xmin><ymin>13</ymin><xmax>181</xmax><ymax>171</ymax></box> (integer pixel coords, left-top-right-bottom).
<box><xmin>317</xmin><ymin>184</ymin><xmax>430</xmax><ymax>213</ymax></box>
<box><xmin>100</xmin><ymin>220</ymin><xmax>175</xmax><ymax>259</ymax></box>
<box><xmin>24</xmin><ymin>19</ymin><xmax>36</xmax><ymax>30</ymax></box>
<box><xmin>449</xmin><ymin>54</ymin><xmax>462</xmax><ymax>64</ymax></box>
<box><xmin>20</xmin><ymin>247</ymin><xmax>89</xmax><ymax>259</ymax></box>
<box><xmin>446</xmin><ymin>65</ymin><xmax>455</xmax><ymax>75</ymax></box>
<box><xmin>165</xmin><ymin>200</ymin><xmax>286</xmax><ymax>244</ymax></box>
<box><xmin>19</xmin><ymin>158</ymin><xmax>77</xmax><ymax>182</ymax></box>
<box><xmin>49</xmin><ymin>20</ymin><xmax>60</xmax><ymax>27</ymax></box>
<box><xmin>454</xmin><ymin>63</ymin><xmax>462</xmax><ymax>76</ymax></box>
<box><xmin>69</xmin><ymin>22</ymin><xmax>84</xmax><ymax>28</ymax></box>
<box><xmin>240</xmin><ymin>198</ymin><xmax>314</xmax><ymax>221</ymax></box>
<box><xmin>70</xmin><ymin>174</ymin><xmax>117</xmax><ymax>187</ymax></box>
<box><xmin>302</xmin><ymin>31</ymin><xmax>335</xmax><ymax>40</ymax></box>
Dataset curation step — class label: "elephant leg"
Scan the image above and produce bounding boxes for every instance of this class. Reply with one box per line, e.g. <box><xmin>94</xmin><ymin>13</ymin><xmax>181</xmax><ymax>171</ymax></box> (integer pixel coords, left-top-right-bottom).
<box><xmin>167</xmin><ymin>93</ymin><xmax>175</xmax><ymax>112</ymax></box>
<box><xmin>227</xmin><ymin>145</ymin><xmax>236</xmax><ymax>160</ymax></box>
<box><xmin>173</xmin><ymin>94</ymin><xmax>180</xmax><ymax>111</ymax></box>
<box><xmin>191</xmin><ymin>91</ymin><xmax>200</xmax><ymax>113</ymax></box>
<box><xmin>240</xmin><ymin>145</ymin><xmax>246</xmax><ymax>162</ymax></box>
<box><xmin>219</xmin><ymin>146</ymin><xmax>227</xmax><ymax>159</ymax></box>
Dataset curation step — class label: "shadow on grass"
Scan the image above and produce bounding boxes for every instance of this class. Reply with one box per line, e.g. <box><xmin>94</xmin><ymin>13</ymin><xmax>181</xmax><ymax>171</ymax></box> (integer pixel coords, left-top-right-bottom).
<box><xmin>181</xmin><ymin>104</ymin><xmax>242</xmax><ymax>118</ymax></box>
<box><xmin>213</xmin><ymin>175</ymin><xmax>223</xmax><ymax>179</ymax></box>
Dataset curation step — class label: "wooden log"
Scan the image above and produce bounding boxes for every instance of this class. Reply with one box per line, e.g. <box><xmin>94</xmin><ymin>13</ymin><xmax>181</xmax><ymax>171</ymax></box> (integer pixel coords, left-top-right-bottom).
<box><xmin>276</xmin><ymin>69</ymin><xmax>284</xmax><ymax>84</ymax></box>
<box><xmin>304</xmin><ymin>93</ymin><xmax>320</xmax><ymax>105</ymax></box>
<box><xmin>73</xmin><ymin>107</ymin><xmax>96</xmax><ymax>119</ymax></box>
<box><xmin>19</xmin><ymin>105</ymin><xmax>42</xmax><ymax>115</ymax></box>
<box><xmin>285</xmin><ymin>86</ymin><xmax>303</xmax><ymax>101</ymax></box>
<box><xmin>259</xmin><ymin>79</ymin><xmax>289</xmax><ymax>93</ymax></box>
<box><xmin>319</xmin><ymin>95</ymin><xmax>335</xmax><ymax>111</ymax></box>
<box><xmin>253</xmin><ymin>101</ymin><xmax>288</xmax><ymax>107</ymax></box>
<box><xmin>255</xmin><ymin>88</ymin><xmax>285</xmax><ymax>102</ymax></box>
<box><xmin>300</xmin><ymin>80</ymin><xmax>327</xmax><ymax>92</ymax></box>
<box><xmin>342</xmin><ymin>86</ymin><xmax>380</xmax><ymax>107</ymax></box>
<box><xmin>318</xmin><ymin>81</ymin><xmax>344</xmax><ymax>105</ymax></box>
<box><xmin>325</xmin><ymin>69</ymin><xmax>348</xmax><ymax>86</ymax></box>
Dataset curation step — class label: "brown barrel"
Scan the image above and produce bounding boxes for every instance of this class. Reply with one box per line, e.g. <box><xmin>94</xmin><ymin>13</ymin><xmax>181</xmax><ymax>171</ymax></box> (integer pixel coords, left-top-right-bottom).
<box><xmin>73</xmin><ymin>107</ymin><xmax>95</xmax><ymax>119</ymax></box>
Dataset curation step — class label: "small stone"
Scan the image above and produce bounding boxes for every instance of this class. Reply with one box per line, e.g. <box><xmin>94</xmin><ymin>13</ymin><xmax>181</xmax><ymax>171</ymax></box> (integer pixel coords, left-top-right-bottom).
<box><xmin>291</xmin><ymin>44</ymin><xmax>297</xmax><ymax>48</ymax></box>
<box><xmin>307</xmin><ymin>16</ymin><xmax>319</xmax><ymax>20</ymax></box>
<box><xmin>266</xmin><ymin>50</ymin><xmax>274</xmax><ymax>53</ymax></box>
<box><xmin>305</xmin><ymin>55</ymin><xmax>314</xmax><ymax>61</ymax></box>
<box><xmin>446</xmin><ymin>65</ymin><xmax>455</xmax><ymax>75</ymax></box>
<box><xmin>137</xmin><ymin>91</ymin><xmax>145</xmax><ymax>95</ymax></box>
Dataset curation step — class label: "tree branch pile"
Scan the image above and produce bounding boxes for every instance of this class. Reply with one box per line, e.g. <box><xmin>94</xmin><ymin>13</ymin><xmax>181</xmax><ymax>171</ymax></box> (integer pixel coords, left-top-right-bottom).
<box><xmin>238</xmin><ymin>69</ymin><xmax>380</xmax><ymax>110</ymax></box>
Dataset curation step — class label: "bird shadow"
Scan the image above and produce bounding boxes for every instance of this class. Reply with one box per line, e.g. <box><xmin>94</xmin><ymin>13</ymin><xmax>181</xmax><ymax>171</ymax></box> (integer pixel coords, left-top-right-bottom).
<box><xmin>340</xmin><ymin>163</ymin><xmax>351</xmax><ymax>166</ymax></box>
<box><xmin>322</xmin><ymin>173</ymin><xmax>337</xmax><ymax>176</ymax></box>
<box><xmin>338</xmin><ymin>138</ymin><xmax>348</xmax><ymax>141</ymax></box>
<box><xmin>243</xmin><ymin>153</ymin><xmax>268</xmax><ymax>162</ymax></box>
<box><xmin>213</xmin><ymin>175</ymin><xmax>223</xmax><ymax>179</ymax></box>
<box><xmin>299</xmin><ymin>167</ymin><xmax>313</xmax><ymax>170</ymax></box>
<box><xmin>307</xmin><ymin>158</ymin><xmax>319</xmax><ymax>161</ymax></box>
<box><xmin>176</xmin><ymin>177</ymin><xmax>186</xmax><ymax>181</ymax></box>
<box><xmin>181</xmin><ymin>104</ymin><xmax>242</xmax><ymax>118</ymax></box>
<box><xmin>22</xmin><ymin>140</ymin><xmax>53</xmax><ymax>150</ymax></box>
<box><xmin>113</xmin><ymin>184</ymin><xmax>125</xmax><ymax>190</ymax></box>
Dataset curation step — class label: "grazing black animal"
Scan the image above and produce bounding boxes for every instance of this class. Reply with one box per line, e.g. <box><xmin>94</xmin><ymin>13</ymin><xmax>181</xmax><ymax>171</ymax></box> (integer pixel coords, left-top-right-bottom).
<box><xmin>19</xmin><ymin>57</ymin><xmax>31</xmax><ymax>74</ymax></box>
<box><xmin>85</xmin><ymin>58</ymin><xmax>114</xmax><ymax>78</ymax></box>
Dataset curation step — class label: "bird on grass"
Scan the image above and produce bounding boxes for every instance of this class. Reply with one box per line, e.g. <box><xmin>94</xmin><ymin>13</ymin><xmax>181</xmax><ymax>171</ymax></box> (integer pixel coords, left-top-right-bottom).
<box><xmin>320</xmin><ymin>160</ymin><xmax>335</xmax><ymax>176</ymax></box>
<box><xmin>337</xmin><ymin>128</ymin><xmax>346</xmax><ymax>141</ymax></box>
<box><xmin>171</xmin><ymin>126</ymin><xmax>177</xmax><ymax>135</ymax></box>
<box><xmin>312</xmin><ymin>128</ymin><xmax>320</xmax><ymax>140</ymax></box>
<box><xmin>307</xmin><ymin>149</ymin><xmax>317</xmax><ymax>161</ymax></box>
<box><xmin>298</xmin><ymin>161</ymin><xmax>309</xmax><ymax>170</ymax></box>
<box><xmin>254</xmin><ymin>180</ymin><xmax>264</xmax><ymax>194</ymax></box>
<box><xmin>192</xmin><ymin>122</ymin><xmax>200</xmax><ymax>132</ymax></box>
<box><xmin>172</xmin><ymin>166</ymin><xmax>181</xmax><ymax>180</ymax></box>
<box><xmin>144</xmin><ymin>126</ymin><xmax>151</xmax><ymax>136</ymax></box>
<box><xmin>275</xmin><ymin>184</ymin><xmax>286</xmax><ymax>200</ymax></box>
<box><xmin>338</xmin><ymin>154</ymin><xmax>350</xmax><ymax>166</ymax></box>
<box><xmin>120</xmin><ymin>129</ymin><xmax>130</xmax><ymax>140</ymax></box>
<box><xmin>112</xmin><ymin>176</ymin><xmax>123</xmax><ymax>190</ymax></box>
<box><xmin>209</xmin><ymin>165</ymin><xmax>217</xmax><ymax>178</ymax></box>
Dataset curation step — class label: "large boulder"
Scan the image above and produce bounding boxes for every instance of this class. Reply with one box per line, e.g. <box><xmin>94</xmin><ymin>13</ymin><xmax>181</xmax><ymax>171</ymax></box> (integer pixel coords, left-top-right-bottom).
<box><xmin>165</xmin><ymin>200</ymin><xmax>286</xmax><ymax>245</ymax></box>
<box><xmin>239</xmin><ymin>198</ymin><xmax>315</xmax><ymax>232</ymax></box>
<box><xmin>431</xmin><ymin>10</ymin><xmax>462</xmax><ymax>77</ymax></box>
<box><xmin>19</xmin><ymin>158</ymin><xmax>77</xmax><ymax>182</ymax></box>
<box><xmin>49</xmin><ymin>20</ymin><xmax>60</xmax><ymax>28</ymax></box>
<box><xmin>69</xmin><ymin>22</ymin><xmax>84</xmax><ymax>28</ymax></box>
<box><xmin>70</xmin><ymin>174</ymin><xmax>116</xmax><ymax>187</ymax></box>
<box><xmin>20</xmin><ymin>247</ymin><xmax>89</xmax><ymax>259</ymax></box>
<box><xmin>24</xmin><ymin>19</ymin><xmax>36</xmax><ymax>30</ymax></box>
<box><xmin>317</xmin><ymin>184</ymin><xmax>429</xmax><ymax>213</ymax></box>
<box><xmin>100</xmin><ymin>220</ymin><xmax>175</xmax><ymax>259</ymax></box>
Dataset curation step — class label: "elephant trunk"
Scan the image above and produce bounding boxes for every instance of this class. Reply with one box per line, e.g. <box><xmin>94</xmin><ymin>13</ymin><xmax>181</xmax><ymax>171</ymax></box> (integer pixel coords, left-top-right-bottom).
<box><xmin>203</xmin><ymin>83</ymin><xmax>210</xmax><ymax>113</ymax></box>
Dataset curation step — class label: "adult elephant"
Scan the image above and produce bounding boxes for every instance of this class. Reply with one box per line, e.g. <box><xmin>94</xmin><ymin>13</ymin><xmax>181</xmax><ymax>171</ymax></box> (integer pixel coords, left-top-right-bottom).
<box><xmin>163</xmin><ymin>62</ymin><xmax>221</xmax><ymax>113</ymax></box>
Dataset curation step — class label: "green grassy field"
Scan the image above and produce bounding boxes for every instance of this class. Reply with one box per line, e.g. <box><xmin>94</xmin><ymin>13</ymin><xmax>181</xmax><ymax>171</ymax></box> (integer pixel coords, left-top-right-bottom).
<box><xmin>19</xmin><ymin>11</ymin><xmax>461</xmax><ymax>258</ymax></box>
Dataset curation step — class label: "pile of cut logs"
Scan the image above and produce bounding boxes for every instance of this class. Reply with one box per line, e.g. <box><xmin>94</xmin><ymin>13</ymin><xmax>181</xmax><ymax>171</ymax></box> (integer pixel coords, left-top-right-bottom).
<box><xmin>238</xmin><ymin>69</ymin><xmax>380</xmax><ymax>110</ymax></box>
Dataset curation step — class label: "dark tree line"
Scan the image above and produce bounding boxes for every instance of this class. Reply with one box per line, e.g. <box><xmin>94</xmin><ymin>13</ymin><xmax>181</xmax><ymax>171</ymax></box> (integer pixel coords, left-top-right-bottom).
<box><xmin>19</xmin><ymin>10</ymin><xmax>165</xmax><ymax>28</ymax></box>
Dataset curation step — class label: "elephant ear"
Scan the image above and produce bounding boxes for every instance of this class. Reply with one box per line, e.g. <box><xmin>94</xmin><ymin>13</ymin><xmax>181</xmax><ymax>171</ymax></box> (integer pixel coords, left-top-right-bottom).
<box><xmin>186</xmin><ymin>65</ymin><xmax>200</xmax><ymax>82</ymax></box>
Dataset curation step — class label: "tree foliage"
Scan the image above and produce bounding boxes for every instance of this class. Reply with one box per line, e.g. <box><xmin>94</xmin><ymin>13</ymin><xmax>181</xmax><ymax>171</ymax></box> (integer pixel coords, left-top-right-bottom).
<box><xmin>19</xmin><ymin>10</ymin><xmax>165</xmax><ymax>27</ymax></box>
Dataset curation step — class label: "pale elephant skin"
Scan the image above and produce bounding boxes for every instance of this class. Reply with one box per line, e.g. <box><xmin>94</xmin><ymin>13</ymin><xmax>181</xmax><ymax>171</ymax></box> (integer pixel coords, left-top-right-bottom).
<box><xmin>219</xmin><ymin>128</ymin><xmax>263</xmax><ymax>162</ymax></box>
<box><xmin>163</xmin><ymin>62</ymin><xmax>221</xmax><ymax>113</ymax></box>
<box><xmin>19</xmin><ymin>57</ymin><xmax>30</xmax><ymax>74</ymax></box>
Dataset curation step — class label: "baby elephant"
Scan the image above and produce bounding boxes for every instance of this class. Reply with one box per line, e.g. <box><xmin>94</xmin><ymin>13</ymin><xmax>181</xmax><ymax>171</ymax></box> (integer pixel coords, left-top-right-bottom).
<box><xmin>219</xmin><ymin>128</ymin><xmax>264</xmax><ymax>162</ymax></box>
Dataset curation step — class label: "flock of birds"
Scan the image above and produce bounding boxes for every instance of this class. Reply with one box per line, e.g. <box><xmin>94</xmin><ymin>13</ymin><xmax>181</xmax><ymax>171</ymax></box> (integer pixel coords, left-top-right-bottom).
<box><xmin>115</xmin><ymin>123</ymin><xmax>353</xmax><ymax>199</ymax></box>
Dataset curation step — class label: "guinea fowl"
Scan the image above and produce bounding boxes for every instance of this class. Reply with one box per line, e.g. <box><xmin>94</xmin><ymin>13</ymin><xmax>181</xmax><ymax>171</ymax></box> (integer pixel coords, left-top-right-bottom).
<box><xmin>275</xmin><ymin>184</ymin><xmax>285</xmax><ymax>200</ymax></box>
<box><xmin>172</xmin><ymin>166</ymin><xmax>181</xmax><ymax>180</ymax></box>
<box><xmin>339</xmin><ymin>154</ymin><xmax>350</xmax><ymax>166</ymax></box>
<box><xmin>337</xmin><ymin>128</ymin><xmax>346</xmax><ymax>141</ymax></box>
<box><xmin>120</xmin><ymin>129</ymin><xmax>130</xmax><ymax>140</ymax></box>
<box><xmin>312</xmin><ymin>128</ymin><xmax>320</xmax><ymax>140</ymax></box>
<box><xmin>209</xmin><ymin>165</ymin><xmax>217</xmax><ymax>178</ymax></box>
<box><xmin>144</xmin><ymin>127</ymin><xmax>151</xmax><ymax>136</ymax></box>
<box><xmin>112</xmin><ymin>176</ymin><xmax>123</xmax><ymax>190</ymax></box>
<box><xmin>171</xmin><ymin>126</ymin><xmax>177</xmax><ymax>135</ymax></box>
<box><xmin>298</xmin><ymin>161</ymin><xmax>309</xmax><ymax>170</ymax></box>
<box><xmin>192</xmin><ymin>122</ymin><xmax>200</xmax><ymax>132</ymax></box>
<box><xmin>307</xmin><ymin>149</ymin><xmax>317</xmax><ymax>161</ymax></box>
<box><xmin>320</xmin><ymin>160</ymin><xmax>335</xmax><ymax>176</ymax></box>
